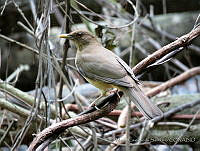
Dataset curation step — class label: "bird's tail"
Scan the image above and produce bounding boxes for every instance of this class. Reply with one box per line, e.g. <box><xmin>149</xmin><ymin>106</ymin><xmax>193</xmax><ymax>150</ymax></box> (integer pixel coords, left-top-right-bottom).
<box><xmin>123</xmin><ymin>87</ymin><xmax>163</xmax><ymax>119</ymax></box>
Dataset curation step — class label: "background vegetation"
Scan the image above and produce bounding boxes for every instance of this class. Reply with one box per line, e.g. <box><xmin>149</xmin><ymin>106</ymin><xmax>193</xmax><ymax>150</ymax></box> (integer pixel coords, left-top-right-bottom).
<box><xmin>0</xmin><ymin>0</ymin><xmax>200</xmax><ymax>150</ymax></box>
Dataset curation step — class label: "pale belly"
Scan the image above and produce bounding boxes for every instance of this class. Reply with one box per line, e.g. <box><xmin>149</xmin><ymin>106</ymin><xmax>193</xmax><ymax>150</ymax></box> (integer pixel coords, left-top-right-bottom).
<box><xmin>85</xmin><ymin>77</ymin><xmax>121</xmax><ymax>95</ymax></box>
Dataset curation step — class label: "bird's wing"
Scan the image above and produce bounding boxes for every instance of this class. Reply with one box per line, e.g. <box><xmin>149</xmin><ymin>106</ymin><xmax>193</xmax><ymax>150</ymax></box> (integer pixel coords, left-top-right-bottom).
<box><xmin>115</xmin><ymin>55</ymin><xmax>139</xmax><ymax>83</ymax></box>
<box><xmin>76</xmin><ymin>48</ymin><xmax>135</xmax><ymax>87</ymax></box>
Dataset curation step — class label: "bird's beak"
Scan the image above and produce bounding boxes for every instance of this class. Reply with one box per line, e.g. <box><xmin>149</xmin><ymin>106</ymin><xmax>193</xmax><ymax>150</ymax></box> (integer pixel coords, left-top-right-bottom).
<box><xmin>59</xmin><ymin>34</ymin><xmax>73</xmax><ymax>39</ymax></box>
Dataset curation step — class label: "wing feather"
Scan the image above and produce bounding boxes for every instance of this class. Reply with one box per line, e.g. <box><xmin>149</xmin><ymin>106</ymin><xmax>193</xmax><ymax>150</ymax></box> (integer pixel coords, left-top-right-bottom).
<box><xmin>76</xmin><ymin>47</ymin><xmax>136</xmax><ymax>88</ymax></box>
<box><xmin>115</xmin><ymin>56</ymin><xmax>139</xmax><ymax>83</ymax></box>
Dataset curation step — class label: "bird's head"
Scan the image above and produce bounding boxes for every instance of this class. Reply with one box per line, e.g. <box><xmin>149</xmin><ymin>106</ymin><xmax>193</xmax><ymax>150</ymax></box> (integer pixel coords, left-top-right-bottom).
<box><xmin>59</xmin><ymin>30</ymin><xmax>99</xmax><ymax>50</ymax></box>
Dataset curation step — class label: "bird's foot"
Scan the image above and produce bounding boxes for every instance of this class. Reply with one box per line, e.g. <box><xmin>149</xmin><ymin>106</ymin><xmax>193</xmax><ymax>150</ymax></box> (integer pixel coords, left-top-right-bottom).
<box><xmin>107</xmin><ymin>88</ymin><xmax>118</xmax><ymax>95</ymax></box>
<box><xmin>107</xmin><ymin>88</ymin><xmax>121</xmax><ymax>98</ymax></box>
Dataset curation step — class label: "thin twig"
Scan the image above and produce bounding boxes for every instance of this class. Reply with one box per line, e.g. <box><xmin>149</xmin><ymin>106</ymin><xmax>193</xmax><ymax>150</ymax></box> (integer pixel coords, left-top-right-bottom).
<box><xmin>171</xmin><ymin>109</ymin><xmax>200</xmax><ymax>149</ymax></box>
<box><xmin>0</xmin><ymin>0</ymin><xmax>8</xmax><ymax>15</ymax></box>
<box><xmin>12</xmin><ymin>0</ymin><xmax>34</xmax><ymax>31</ymax></box>
<box><xmin>17</xmin><ymin>21</ymin><xmax>35</xmax><ymax>37</ymax></box>
<box><xmin>58</xmin><ymin>0</ymin><xmax>72</xmax><ymax>124</ymax></box>
<box><xmin>129</xmin><ymin>0</ymin><xmax>139</xmax><ymax>67</ymax></box>
<box><xmin>72</xmin><ymin>0</ymin><xmax>138</xmax><ymax>29</ymax></box>
<box><xmin>0</xmin><ymin>120</ymin><xmax>16</xmax><ymax>146</ymax></box>
<box><xmin>0</xmin><ymin>34</ymin><xmax>39</xmax><ymax>54</ymax></box>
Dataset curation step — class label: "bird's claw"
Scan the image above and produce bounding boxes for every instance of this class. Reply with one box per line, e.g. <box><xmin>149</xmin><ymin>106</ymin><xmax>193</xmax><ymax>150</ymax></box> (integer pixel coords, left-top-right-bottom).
<box><xmin>107</xmin><ymin>88</ymin><xmax>118</xmax><ymax>94</ymax></box>
<box><xmin>108</xmin><ymin>88</ymin><xmax>121</xmax><ymax>98</ymax></box>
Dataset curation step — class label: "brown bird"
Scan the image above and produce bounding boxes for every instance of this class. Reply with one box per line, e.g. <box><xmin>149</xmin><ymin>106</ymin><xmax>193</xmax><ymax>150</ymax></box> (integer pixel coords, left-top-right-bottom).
<box><xmin>59</xmin><ymin>30</ymin><xmax>163</xmax><ymax>119</ymax></box>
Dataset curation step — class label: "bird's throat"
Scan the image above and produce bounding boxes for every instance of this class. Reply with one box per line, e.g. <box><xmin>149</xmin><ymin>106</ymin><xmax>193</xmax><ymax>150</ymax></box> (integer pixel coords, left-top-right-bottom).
<box><xmin>75</xmin><ymin>40</ymin><xmax>101</xmax><ymax>52</ymax></box>
<box><xmin>75</xmin><ymin>41</ymin><xmax>89</xmax><ymax>51</ymax></box>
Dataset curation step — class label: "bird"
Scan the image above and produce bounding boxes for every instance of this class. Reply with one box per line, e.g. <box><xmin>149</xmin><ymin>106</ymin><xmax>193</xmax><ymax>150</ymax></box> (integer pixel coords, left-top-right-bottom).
<box><xmin>59</xmin><ymin>30</ymin><xmax>163</xmax><ymax>119</ymax></box>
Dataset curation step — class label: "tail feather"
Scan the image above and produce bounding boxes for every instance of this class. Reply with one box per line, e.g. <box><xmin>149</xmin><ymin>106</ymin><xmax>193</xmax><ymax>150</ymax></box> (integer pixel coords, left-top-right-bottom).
<box><xmin>124</xmin><ymin>87</ymin><xmax>163</xmax><ymax>119</ymax></box>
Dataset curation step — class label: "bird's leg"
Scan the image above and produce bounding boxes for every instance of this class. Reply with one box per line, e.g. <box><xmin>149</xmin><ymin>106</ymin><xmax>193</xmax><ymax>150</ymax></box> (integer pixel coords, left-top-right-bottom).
<box><xmin>88</xmin><ymin>90</ymin><xmax>106</xmax><ymax>108</ymax></box>
<box><xmin>89</xmin><ymin>88</ymin><xmax>119</xmax><ymax>109</ymax></box>
<box><xmin>107</xmin><ymin>88</ymin><xmax>119</xmax><ymax>96</ymax></box>
<box><xmin>109</xmin><ymin>88</ymin><xmax>118</xmax><ymax>93</ymax></box>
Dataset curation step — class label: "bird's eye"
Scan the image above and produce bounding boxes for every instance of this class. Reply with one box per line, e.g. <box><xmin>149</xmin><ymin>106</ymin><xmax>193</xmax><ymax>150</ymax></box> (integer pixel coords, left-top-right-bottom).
<box><xmin>77</xmin><ymin>32</ymin><xmax>82</xmax><ymax>37</ymax></box>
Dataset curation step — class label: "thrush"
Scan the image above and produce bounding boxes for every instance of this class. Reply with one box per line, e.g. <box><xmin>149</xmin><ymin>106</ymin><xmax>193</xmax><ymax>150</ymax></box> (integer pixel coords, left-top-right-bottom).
<box><xmin>59</xmin><ymin>30</ymin><xmax>163</xmax><ymax>119</ymax></box>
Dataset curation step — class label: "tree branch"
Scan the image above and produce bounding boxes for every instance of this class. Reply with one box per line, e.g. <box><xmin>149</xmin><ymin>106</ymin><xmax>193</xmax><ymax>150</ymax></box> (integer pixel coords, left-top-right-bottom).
<box><xmin>132</xmin><ymin>25</ymin><xmax>200</xmax><ymax>75</ymax></box>
<box><xmin>146</xmin><ymin>67</ymin><xmax>200</xmax><ymax>97</ymax></box>
<box><xmin>28</xmin><ymin>92</ymin><xmax>123</xmax><ymax>151</ymax></box>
